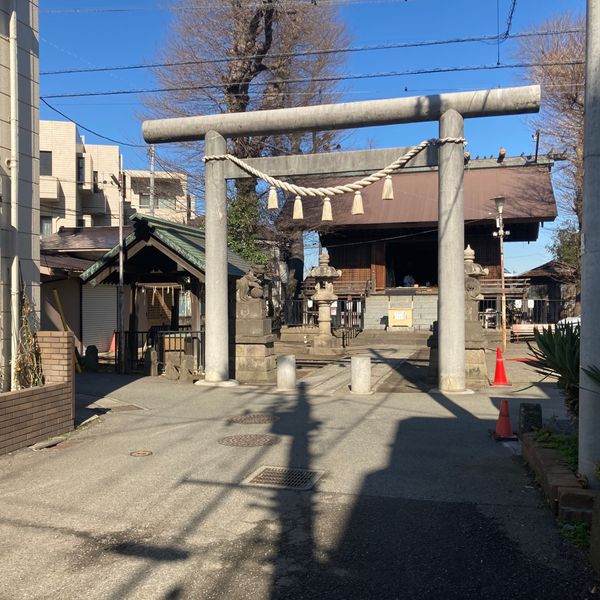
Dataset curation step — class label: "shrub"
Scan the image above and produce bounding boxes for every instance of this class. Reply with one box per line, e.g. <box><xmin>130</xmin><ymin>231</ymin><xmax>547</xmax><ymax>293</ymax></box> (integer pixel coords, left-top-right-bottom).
<box><xmin>534</xmin><ymin>429</ymin><xmax>578</xmax><ymax>472</ymax></box>
<box><xmin>528</xmin><ymin>324</ymin><xmax>580</xmax><ymax>418</ymax></box>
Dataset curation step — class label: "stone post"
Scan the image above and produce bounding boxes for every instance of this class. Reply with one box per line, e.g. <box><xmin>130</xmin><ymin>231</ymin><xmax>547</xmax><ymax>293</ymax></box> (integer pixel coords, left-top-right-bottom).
<box><xmin>351</xmin><ymin>355</ymin><xmax>372</xmax><ymax>395</ymax></box>
<box><xmin>277</xmin><ymin>355</ymin><xmax>296</xmax><ymax>391</ymax></box>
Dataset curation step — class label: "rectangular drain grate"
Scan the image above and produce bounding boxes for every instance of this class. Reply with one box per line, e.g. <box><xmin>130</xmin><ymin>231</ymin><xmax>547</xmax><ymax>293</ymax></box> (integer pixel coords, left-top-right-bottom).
<box><xmin>243</xmin><ymin>466</ymin><xmax>325</xmax><ymax>491</ymax></box>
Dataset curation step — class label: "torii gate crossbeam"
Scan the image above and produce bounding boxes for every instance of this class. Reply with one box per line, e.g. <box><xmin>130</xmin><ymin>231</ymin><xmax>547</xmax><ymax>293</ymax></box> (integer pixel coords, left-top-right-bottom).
<box><xmin>142</xmin><ymin>85</ymin><xmax>540</xmax><ymax>391</ymax></box>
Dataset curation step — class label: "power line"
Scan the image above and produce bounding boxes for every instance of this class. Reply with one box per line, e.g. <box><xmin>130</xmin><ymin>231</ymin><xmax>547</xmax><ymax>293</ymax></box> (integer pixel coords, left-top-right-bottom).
<box><xmin>41</xmin><ymin>97</ymin><xmax>145</xmax><ymax>147</ymax></box>
<box><xmin>502</xmin><ymin>0</ymin><xmax>518</xmax><ymax>41</ymax></box>
<box><xmin>40</xmin><ymin>29</ymin><xmax>582</xmax><ymax>76</ymax></box>
<box><xmin>41</xmin><ymin>60</ymin><xmax>584</xmax><ymax>99</ymax></box>
<box><xmin>41</xmin><ymin>0</ymin><xmax>416</xmax><ymax>14</ymax></box>
<box><xmin>496</xmin><ymin>0</ymin><xmax>518</xmax><ymax>64</ymax></box>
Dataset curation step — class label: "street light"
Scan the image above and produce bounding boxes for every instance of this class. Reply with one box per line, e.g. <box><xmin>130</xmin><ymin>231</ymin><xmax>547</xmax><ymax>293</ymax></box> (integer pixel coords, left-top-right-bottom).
<box><xmin>493</xmin><ymin>196</ymin><xmax>509</xmax><ymax>351</ymax></box>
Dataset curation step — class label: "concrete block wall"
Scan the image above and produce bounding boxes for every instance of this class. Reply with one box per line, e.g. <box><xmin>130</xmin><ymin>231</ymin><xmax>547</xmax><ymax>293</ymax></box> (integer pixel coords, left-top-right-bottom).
<box><xmin>363</xmin><ymin>295</ymin><xmax>389</xmax><ymax>330</ymax></box>
<box><xmin>412</xmin><ymin>295</ymin><xmax>438</xmax><ymax>330</ymax></box>
<box><xmin>364</xmin><ymin>293</ymin><xmax>439</xmax><ymax>331</ymax></box>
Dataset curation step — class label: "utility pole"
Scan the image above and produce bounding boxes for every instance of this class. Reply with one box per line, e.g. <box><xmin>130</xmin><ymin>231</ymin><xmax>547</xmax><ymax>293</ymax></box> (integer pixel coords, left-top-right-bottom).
<box><xmin>112</xmin><ymin>164</ymin><xmax>126</xmax><ymax>375</ymax></box>
<box><xmin>149</xmin><ymin>144</ymin><xmax>155</xmax><ymax>217</ymax></box>
<box><xmin>579</xmin><ymin>0</ymin><xmax>600</xmax><ymax>486</ymax></box>
<box><xmin>493</xmin><ymin>196</ymin><xmax>509</xmax><ymax>352</ymax></box>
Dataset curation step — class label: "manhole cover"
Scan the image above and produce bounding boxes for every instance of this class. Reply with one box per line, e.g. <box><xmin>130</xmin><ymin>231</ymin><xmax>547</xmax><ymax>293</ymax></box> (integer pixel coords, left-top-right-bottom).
<box><xmin>218</xmin><ymin>434</ymin><xmax>281</xmax><ymax>447</ymax></box>
<box><xmin>129</xmin><ymin>450</ymin><xmax>153</xmax><ymax>457</ymax></box>
<box><xmin>111</xmin><ymin>405</ymin><xmax>143</xmax><ymax>412</ymax></box>
<box><xmin>243</xmin><ymin>466</ymin><xmax>324</xmax><ymax>490</ymax></box>
<box><xmin>228</xmin><ymin>413</ymin><xmax>279</xmax><ymax>425</ymax></box>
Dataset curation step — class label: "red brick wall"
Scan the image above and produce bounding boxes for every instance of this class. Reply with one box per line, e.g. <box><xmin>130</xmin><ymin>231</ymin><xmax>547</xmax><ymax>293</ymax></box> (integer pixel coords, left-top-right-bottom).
<box><xmin>0</xmin><ymin>331</ymin><xmax>74</xmax><ymax>456</ymax></box>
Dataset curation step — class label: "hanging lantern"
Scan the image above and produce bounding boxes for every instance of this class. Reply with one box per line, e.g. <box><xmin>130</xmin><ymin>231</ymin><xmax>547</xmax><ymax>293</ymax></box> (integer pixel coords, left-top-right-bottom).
<box><xmin>351</xmin><ymin>190</ymin><xmax>364</xmax><ymax>215</ymax></box>
<box><xmin>267</xmin><ymin>186</ymin><xmax>279</xmax><ymax>210</ymax></box>
<box><xmin>382</xmin><ymin>175</ymin><xmax>394</xmax><ymax>201</ymax></box>
<box><xmin>293</xmin><ymin>195</ymin><xmax>304</xmax><ymax>220</ymax></box>
<box><xmin>321</xmin><ymin>197</ymin><xmax>333</xmax><ymax>222</ymax></box>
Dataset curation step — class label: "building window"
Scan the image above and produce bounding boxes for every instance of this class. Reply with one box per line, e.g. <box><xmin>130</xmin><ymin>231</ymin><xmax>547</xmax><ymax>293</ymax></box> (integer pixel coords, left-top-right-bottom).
<box><xmin>93</xmin><ymin>171</ymin><xmax>99</xmax><ymax>193</ymax></box>
<box><xmin>139</xmin><ymin>193</ymin><xmax>150</xmax><ymax>208</ymax></box>
<box><xmin>40</xmin><ymin>217</ymin><xmax>52</xmax><ymax>238</ymax></box>
<box><xmin>76</xmin><ymin>156</ymin><xmax>85</xmax><ymax>184</ymax></box>
<box><xmin>40</xmin><ymin>151</ymin><xmax>52</xmax><ymax>176</ymax></box>
<box><xmin>158</xmin><ymin>197</ymin><xmax>175</xmax><ymax>210</ymax></box>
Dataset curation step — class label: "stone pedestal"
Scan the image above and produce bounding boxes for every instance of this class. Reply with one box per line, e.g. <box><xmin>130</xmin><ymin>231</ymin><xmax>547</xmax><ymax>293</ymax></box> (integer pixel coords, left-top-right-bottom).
<box><xmin>234</xmin><ymin>296</ymin><xmax>276</xmax><ymax>384</ymax></box>
<box><xmin>463</xmin><ymin>245</ymin><xmax>489</xmax><ymax>388</ymax></box>
<box><xmin>311</xmin><ymin>300</ymin><xmax>342</xmax><ymax>353</ymax></box>
<box><xmin>428</xmin><ymin>246</ymin><xmax>489</xmax><ymax>388</ymax></box>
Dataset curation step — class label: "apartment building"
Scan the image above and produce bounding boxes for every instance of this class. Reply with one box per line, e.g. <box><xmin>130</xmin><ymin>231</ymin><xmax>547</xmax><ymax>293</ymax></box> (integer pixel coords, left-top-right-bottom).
<box><xmin>0</xmin><ymin>2</ymin><xmax>39</xmax><ymax>390</ymax></box>
<box><xmin>40</xmin><ymin>120</ymin><xmax>193</xmax><ymax>236</ymax></box>
<box><xmin>126</xmin><ymin>170</ymin><xmax>193</xmax><ymax>224</ymax></box>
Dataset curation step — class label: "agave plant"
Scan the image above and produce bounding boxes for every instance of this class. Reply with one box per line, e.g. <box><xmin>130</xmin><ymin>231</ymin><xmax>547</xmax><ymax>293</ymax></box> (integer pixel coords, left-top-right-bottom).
<box><xmin>528</xmin><ymin>323</ymin><xmax>581</xmax><ymax>418</ymax></box>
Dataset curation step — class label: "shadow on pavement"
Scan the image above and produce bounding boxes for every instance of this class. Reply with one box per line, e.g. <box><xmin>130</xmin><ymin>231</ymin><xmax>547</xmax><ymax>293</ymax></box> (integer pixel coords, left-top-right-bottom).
<box><xmin>6</xmin><ymin>367</ymin><xmax>591</xmax><ymax>598</ymax></box>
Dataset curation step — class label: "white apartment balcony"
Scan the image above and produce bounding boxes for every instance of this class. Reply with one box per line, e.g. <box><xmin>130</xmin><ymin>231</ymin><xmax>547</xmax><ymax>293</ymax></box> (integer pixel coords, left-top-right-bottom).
<box><xmin>81</xmin><ymin>194</ymin><xmax>108</xmax><ymax>216</ymax></box>
<box><xmin>40</xmin><ymin>175</ymin><xmax>59</xmax><ymax>201</ymax></box>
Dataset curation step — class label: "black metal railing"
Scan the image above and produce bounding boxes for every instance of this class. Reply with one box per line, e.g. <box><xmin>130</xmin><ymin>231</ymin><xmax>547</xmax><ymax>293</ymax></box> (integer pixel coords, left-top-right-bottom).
<box><xmin>332</xmin><ymin>297</ymin><xmax>365</xmax><ymax>346</ymax></box>
<box><xmin>478</xmin><ymin>297</ymin><xmax>577</xmax><ymax>328</ymax></box>
<box><xmin>282</xmin><ymin>298</ymin><xmax>317</xmax><ymax>327</ymax></box>
<box><xmin>116</xmin><ymin>326</ymin><xmax>205</xmax><ymax>374</ymax></box>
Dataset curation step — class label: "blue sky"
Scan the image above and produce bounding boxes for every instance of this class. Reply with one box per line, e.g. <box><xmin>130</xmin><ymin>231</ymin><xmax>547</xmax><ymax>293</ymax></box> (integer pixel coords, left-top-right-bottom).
<box><xmin>40</xmin><ymin>0</ymin><xmax>586</xmax><ymax>273</ymax></box>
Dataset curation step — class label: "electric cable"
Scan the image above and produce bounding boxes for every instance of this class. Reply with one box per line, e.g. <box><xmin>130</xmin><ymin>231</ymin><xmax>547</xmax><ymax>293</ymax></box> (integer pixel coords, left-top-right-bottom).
<box><xmin>41</xmin><ymin>60</ymin><xmax>583</xmax><ymax>99</ymax></box>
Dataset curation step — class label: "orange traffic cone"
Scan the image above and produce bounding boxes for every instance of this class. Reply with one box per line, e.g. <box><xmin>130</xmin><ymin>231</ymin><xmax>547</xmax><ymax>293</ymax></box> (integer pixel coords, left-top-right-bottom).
<box><xmin>492</xmin><ymin>347</ymin><xmax>510</xmax><ymax>386</ymax></box>
<box><xmin>492</xmin><ymin>399</ymin><xmax>517</xmax><ymax>441</ymax></box>
<box><xmin>108</xmin><ymin>331</ymin><xmax>117</xmax><ymax>353</ymax></box>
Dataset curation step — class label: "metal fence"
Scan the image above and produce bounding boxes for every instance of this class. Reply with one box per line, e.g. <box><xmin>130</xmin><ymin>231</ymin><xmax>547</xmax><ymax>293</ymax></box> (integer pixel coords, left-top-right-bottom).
<box><xmin>331</xmin><ymin>298</ymin><xmax>365</xmax><ymax>346</ymax></box>
<box><xmin>478</xmin><ymin>297</ymin><xmax>577</xmax><ymax>328</ymax></box>
<box><xmin>116</xmin><ymin>326</ymin><xmax>205</xmax><ymax>374</ymax></box>
<box><xmin>282</xmin><ymin>299</ymin><xmax>317</xmax><ymax>327</ymax></box>
<box><xmin>281</xmin><ymin>296</ymin><xmax>365</xmax><ymax>347</ymax></box>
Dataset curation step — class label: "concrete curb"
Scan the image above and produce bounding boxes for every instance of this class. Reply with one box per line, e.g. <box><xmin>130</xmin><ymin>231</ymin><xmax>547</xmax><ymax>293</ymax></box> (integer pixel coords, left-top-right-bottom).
<box><xmin>521</xmin><ymin>432</ymin><xmax>596</xmax><ymax>524</ymax></box>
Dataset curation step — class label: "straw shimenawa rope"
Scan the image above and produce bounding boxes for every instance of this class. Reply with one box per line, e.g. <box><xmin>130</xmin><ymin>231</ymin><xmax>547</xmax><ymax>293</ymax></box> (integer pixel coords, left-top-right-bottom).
<box><xmin>203</xmin><ymin>137</ymin><xmax>466</xmax><ymax>198</ymax></box>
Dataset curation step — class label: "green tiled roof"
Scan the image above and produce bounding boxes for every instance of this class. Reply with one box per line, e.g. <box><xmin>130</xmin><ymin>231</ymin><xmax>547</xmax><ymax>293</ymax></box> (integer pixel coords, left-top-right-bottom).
<box><xmin>81</xmin><ymin>213</ymin><xmax>250</xmax><ymax>283</ymax></box>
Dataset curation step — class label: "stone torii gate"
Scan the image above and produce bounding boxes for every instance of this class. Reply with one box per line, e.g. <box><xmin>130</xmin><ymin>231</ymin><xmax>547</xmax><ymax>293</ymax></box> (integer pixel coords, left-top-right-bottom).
<box><xmin>142</xmin><ymin>85</ymin><xmax>540</xmax><ymax>392</ymax></box>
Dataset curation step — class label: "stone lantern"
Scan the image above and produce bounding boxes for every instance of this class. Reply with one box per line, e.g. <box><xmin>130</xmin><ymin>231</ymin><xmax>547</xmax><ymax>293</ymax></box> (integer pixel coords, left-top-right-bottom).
<box><xmin>464</xmin><ymin>245</ymin><xmax>489</xmax><ymax>387</ymax></box>
<box><xmin>307</xmin><ymin>251</ymin><xmax>342</xmax><ymax>351</ymax></box>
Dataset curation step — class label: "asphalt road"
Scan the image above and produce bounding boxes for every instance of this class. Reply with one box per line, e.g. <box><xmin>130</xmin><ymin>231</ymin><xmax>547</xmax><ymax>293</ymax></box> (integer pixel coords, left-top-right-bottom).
<box><xmin>0</xmin><ymin>372</ymin><xmax>594</xmax><ymax>599</ymax></box>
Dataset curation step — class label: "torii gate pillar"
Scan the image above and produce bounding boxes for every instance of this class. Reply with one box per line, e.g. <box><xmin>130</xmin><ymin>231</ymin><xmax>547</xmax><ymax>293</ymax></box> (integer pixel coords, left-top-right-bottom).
<box><xmin>438</xmin><ymin>109</ymin><xmax>466</xmax><ymax>392</ymax></box>
<box><xmin>203</xmin><ymin>131</ymin><xmax>230</xmax><ymax>383</ymax></box>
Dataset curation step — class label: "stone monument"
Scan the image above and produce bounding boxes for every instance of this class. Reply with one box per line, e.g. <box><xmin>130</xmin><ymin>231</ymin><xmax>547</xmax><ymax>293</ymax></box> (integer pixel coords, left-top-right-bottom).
<box><xmin>307</xmin><ymin>251</ymin><xmax>343</xmax><ymax>353</ymax></box>
<box><xmin>234</xmin><ymin>268</ymin><xmax>277</xmax><ymax>383</ymax></box>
